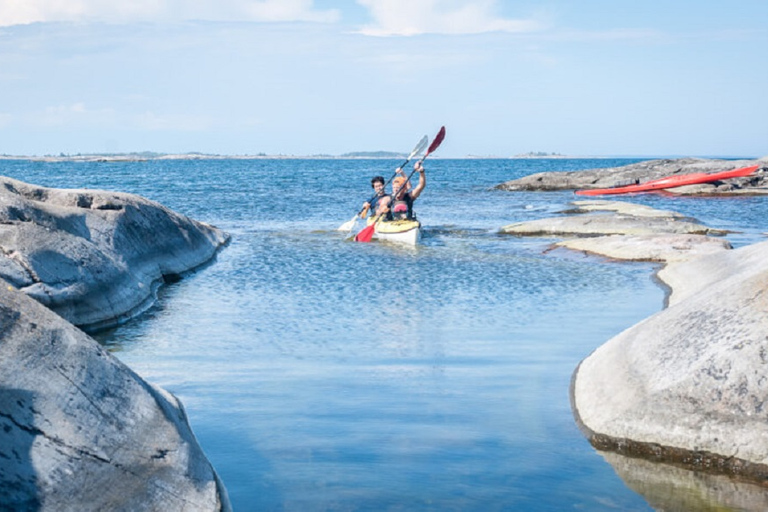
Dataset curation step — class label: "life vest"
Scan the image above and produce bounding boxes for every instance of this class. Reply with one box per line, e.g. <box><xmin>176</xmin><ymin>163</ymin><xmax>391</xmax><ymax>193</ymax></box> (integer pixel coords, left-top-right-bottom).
<box><xmin>388</xmin><ymin>192</ymin><xmax>414</xmax><ymax>220</ymax></box>
<box><xmin>369</xmin><ymin>193</ymin><xmax>389</xmax><ymax>216</ymax></box>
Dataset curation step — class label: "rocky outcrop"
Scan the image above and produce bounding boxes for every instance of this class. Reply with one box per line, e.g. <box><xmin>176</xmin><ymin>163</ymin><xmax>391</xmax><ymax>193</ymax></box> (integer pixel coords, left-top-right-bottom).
<box><xmin>495</xmin><ymin>157</ymin><xmax>768</xmax><ymax>195</ymax></box>
<box><xmin>499</xmin><ymin>200</ymin><xmax>732</xmax><ymax>264</ymax></box>
<box><xmin>0</xmin><ymin>283</ymin><xmax>231</xmax><ymax>510</ymax></box>
<box><xmin>0</xmin><ymin>176</ymin><xmax>229</xmax><ymax>332</ymax></box>
<box><xmin>571</xmin><ymin>239</ymin><xmax>768</xmax><ymax>482</ymax></box>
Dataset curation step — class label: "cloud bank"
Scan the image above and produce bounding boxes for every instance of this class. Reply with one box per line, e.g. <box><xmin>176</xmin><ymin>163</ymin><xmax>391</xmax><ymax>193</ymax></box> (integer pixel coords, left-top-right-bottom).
<box><xmin>356</xmin><ymin>0</ymin><xmax>543</xmax><ymax>36</ymax></box>
<box><xmin>0</xmin><ymin>0</ymin><xmax>340</xmax><ymax>26</ymax></box>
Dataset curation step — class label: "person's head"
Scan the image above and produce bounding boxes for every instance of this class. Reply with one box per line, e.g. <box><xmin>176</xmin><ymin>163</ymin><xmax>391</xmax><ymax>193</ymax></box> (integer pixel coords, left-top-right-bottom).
<box><xmin>392</xmin><ymin>176</ymin><xmax>407</xmax><ymax>194</ymax></box>
<box><xmin>371</xmin><ymin>176</ymin><xmax>385</xmax><ymax>194</ymax></box>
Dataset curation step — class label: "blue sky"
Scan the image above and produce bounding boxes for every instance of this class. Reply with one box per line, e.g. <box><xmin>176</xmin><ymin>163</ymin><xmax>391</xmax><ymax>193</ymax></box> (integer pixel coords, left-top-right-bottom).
<box><xmin>0</xmin><ymin>0</ymin><xmax>766</xmax><ymax>157</ymax></box>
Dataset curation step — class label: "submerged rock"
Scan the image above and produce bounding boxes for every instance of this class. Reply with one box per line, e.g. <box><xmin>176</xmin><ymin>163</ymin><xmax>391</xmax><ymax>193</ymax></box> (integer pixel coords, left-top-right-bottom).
<box><xmin>495</xmin><ymin>157</ymin><xmax>768</xmax><ymax>195</ymax></box>
<box><xmin>0</xmin><ymin>176</ymin><xmax>229</xmax><ymax>331</ymax></box>
<box><xmin>0</xmin><ymin>283</ymin><xmax>231</xmax><ymax>510</ymax></box>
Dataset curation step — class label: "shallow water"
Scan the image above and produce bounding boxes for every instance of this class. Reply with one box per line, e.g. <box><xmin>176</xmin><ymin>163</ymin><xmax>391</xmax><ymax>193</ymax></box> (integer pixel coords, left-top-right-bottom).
<box><xmin>5</xmin><ymin>157</ymin><xmax>768</xmax><ymax>510</ymax></box>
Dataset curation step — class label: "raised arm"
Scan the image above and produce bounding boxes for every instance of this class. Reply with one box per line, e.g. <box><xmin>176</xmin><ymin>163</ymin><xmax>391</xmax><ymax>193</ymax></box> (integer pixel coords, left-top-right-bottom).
<box><xmin>410</xmin><ymin>162</ymin><xmax>426</xmax><ymax>200</ymax></box>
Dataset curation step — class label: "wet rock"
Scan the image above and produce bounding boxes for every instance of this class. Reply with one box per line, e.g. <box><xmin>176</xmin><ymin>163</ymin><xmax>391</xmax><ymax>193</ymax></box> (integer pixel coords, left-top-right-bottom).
<box><xmin>0</xmin><ymin>283</ymin><xmax>231</xmax><ymax>510</ymax></box>
<box><xmin>0</xmin><ymin>176</ymin><xmax>229</xmax><ymax>332</ymax></box>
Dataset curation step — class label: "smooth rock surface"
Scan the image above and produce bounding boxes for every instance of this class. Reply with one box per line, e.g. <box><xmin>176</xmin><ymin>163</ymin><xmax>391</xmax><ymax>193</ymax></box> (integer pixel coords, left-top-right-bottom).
<box><xmin>496</xmin><ymin>157</ymin><xmax>767</xmax><ymax>194</ymax></box>
<box><xmin>0</xmin><ymin>176</ymin><xmax>229</xmax><ymax>331</ymax></box>
<box><xmin>572</xmin><ymin>239</ymin><xmax>768</xmax><ymax>479</ymax></box>
<box><xmin>0</xmin><ymin>283</ymin><xmax>231</xmax><ymax>511</ymax></box>
<box><xmin>563</xmin><ymin>200</ymin><xmax>684</xmax><ymax>218</ymax></box>
<box><xmin>500</xmin><ymin>213</ymin><xmax>725</xmax><ymax>237</ymax></box>
<box><xmin>556</xmin><ymin>234</ymin><xmax>731</xmax><ymax>263</ymax></box>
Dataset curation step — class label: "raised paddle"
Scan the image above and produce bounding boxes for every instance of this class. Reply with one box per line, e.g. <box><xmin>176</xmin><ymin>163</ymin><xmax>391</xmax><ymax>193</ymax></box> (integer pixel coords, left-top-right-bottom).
<box><xmin>337</xmin><ymin>135</ymin><xmax>429</xmax><ymax>232</ymax></box>
<box><xmin>354</xmin><ymin>126</ymin><xmax>446</xmax><ymax>243</ymax></box>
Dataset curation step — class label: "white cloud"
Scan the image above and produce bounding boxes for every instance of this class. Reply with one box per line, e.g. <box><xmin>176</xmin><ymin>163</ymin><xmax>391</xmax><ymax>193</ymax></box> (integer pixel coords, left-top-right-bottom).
<box><xmin>0</xmin><ymin>0</ymin><xmax>339</xmax><ymax>26</ymax></box>
<box><xmin>32</xmin><ymin>102</ymin><xmax>116</xmax><ymax>127</ymax></box>
<box><xmin>356</xmin><ymin>0</ymin><xmax>543</xmax><ymax>36</ymax></box>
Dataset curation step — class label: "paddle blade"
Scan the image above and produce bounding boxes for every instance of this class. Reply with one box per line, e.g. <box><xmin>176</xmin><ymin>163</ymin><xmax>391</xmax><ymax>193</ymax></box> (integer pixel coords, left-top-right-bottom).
<box><xmin>337</xmin><ymin>215</ymin><xmax>358</xmax><ymax>232</ymax></box>
<box><xmin>426</xmin><ymin>126</ymin><xmax>446</xmax><ymax>155</ymax></box>
<box><xmin>410</xmin><ymin>135</ymin><xmax>429</xmax><ymax>159</ymax></box>
<box><xmin>354</xmin><ymin>224</ymin><xmax>376</xmax><ymax>242</ymax></box>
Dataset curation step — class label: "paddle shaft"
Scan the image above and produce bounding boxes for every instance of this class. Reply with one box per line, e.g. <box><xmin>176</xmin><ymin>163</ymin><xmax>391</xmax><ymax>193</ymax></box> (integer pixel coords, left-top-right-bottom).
<box><xmin>393</xmin><ymin>126</ymin><xmax>446</xmax><ymax>200</ymax></box>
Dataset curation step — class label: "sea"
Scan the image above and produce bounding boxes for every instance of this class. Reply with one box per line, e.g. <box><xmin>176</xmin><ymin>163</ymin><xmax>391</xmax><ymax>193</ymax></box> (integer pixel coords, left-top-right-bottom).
<box><xmin>5</xmin><ymin>157</ymin><xmax>768</xmax><ymax>511</ymax></box>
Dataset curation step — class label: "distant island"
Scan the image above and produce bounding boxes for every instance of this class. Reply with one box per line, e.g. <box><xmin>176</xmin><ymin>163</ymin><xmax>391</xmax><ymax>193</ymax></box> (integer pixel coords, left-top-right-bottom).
<box><xmin>0</xmin><ymin>151</ymin><xmax>413</xmax><ymax>162</ymax></box>
<box><xmin>512</xmin><ymin>151</ymin><xmax>567</xmax><ymax>158</ymax></box>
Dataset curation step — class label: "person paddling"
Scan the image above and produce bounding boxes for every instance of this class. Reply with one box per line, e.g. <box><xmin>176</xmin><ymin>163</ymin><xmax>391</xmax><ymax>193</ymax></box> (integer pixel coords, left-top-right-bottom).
<box><xmin>359</xmin><ymin>175</ymin><xmax>389</xmax><ymax>219</ymax></box>
<box><xmin>380</xmin><ymin>162</ymin><xmax>426</xmax><ymax>221</ymax></box>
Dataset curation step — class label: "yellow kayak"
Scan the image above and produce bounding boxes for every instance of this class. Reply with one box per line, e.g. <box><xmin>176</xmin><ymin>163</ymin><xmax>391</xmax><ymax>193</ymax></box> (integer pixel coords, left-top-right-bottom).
<box><xmin>366</xmin><ymin>218</ymin><xmax>422</xmax><ymax>245</ymax></box>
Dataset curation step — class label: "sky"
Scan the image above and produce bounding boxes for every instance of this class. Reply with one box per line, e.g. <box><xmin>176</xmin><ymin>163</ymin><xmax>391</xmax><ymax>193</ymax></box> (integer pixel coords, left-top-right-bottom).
<box><xmin>0</xmin><ymin>0</ymin><xmax>766</xmax><ymax>157</ymax></box>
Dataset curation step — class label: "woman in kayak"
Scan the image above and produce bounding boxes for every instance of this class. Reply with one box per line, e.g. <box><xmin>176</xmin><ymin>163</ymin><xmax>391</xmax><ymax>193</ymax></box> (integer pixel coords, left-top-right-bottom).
<box><xmin>383</xmin><ymin>162</ymin><xmax>426</xmax><ymax>221</ymax></box>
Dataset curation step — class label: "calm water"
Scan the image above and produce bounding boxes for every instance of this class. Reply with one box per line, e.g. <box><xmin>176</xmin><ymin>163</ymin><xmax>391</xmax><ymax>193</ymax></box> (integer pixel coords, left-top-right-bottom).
<box><xmin>6</xmin><ymin>158</ymin><xmax>768</xmax><ymax>511</ymax></box>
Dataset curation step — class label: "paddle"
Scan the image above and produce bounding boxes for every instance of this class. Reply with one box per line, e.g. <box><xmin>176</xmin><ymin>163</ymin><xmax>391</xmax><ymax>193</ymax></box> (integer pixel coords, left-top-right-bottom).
<box><xmin>354</xmin><ymin>126</ymin><xmax>446</xmax><ymax>243</ymax></box>
<box><xmin>353</xmin><ymin>214</ymin><xmax>383</xmax><ymax>242</ymax></box>
<box><xmin>337</xmin><ymin>135</ymin><xmax>429</xmax><ymax>232</ymax></box>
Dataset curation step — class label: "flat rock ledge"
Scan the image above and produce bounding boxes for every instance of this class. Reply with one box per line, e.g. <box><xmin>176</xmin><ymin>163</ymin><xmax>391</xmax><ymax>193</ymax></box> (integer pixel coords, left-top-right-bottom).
<box><xmin>0</xmin><ymin>175</ymin><xmax>229</xmax><ymax>332</ymax></box>
<box><xmin>500</xmin><ymin>199</ymin><xmax>732</xmax><ymax>264</ymax></box>
<box><xmin>495</xmin><ymin>157</ymin><xmax>768</xmax><ymax>195</ymax></box>
<box><xmin>0</xmin><ymin>284</ymin><xmax>231</xmax><ymax>510</ymax></box>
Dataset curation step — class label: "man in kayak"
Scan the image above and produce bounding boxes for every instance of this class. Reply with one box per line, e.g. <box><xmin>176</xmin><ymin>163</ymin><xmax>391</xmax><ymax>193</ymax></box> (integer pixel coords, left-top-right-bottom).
<box><xmin>360</xmin><ymin>175</ymin><xmax>389</xmax><ymax>219</ymax></box>
<box><xmin>383</xmin><ymin>161</ymin><xmax>426</xmax><ymax>221</ymax></box>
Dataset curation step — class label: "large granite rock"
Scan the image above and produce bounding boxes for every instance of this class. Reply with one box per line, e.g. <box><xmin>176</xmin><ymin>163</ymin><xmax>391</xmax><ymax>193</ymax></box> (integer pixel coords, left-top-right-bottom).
<box><xmin>572</xmin><ymin>239</ymin><xmax>768</xmax><ymax>482</ymax></box>
<box><xmin>0</xmin><ymin>176</ymin><xmax>229</xmax><ymax>332</ymax></box>
<box><xmin>496</xmin><ymin>157</ymin><xmax>768</xmax><ymax>194</ymax></box>
<box><xmin>0</xmin><ymin>283</ymin><xmax>231</xmax><ymax>510</ymax></box>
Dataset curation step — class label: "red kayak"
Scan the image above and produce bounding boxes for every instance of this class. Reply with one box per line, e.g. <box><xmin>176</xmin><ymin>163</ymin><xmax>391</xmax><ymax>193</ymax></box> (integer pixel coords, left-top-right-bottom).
<box><xmin>575</xmin><ymin>164</ymin><xmax>760</xmax><ymax>196</ymax></box>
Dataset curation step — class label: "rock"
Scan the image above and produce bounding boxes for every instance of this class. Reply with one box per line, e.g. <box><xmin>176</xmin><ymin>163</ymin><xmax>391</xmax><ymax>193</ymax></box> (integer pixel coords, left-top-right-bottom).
<box><xmin>563</xmin><ymin>200</ymin><xmax>684</xmax><ymax>218</ymax></box>
<box><xmin>556</xmin><ymin>234</ymin><xmax>731</xmax><ymax>263</ymax></box>
<box><xmin>0</xmin><ymin>283</ymin><xmax>231</xmax><ymax>510</ymax></box>
<box><xmin>572</xmin><ymin>239</ymin><xmax>768</xmax><ymax>482</ymax></box>
<box><xmin>658</xmin><ymin>236</ymin><xmax>768</xmax><ymax>306</ymax></box>
<box><xmin>495</xmin><ymin>157</ymin><xmax>768</xmax><ymax>195</ymax></box>
<box><xmin>0</xmin><ymin>176</ymin><xmax>229</xmax><ymax>331</ymax></box>
<box><xmin>500</xmin><ymin>213</ymin><xmax>725</xmax><ymax>237</ymax></box>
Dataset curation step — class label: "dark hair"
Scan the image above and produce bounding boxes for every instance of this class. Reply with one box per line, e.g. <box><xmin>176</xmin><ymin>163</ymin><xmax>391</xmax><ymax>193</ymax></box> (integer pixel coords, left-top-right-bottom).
<box><xmin>371</xmin><ymin>176</ymin><xmax>385</xmax><ymax>187</ymax></box>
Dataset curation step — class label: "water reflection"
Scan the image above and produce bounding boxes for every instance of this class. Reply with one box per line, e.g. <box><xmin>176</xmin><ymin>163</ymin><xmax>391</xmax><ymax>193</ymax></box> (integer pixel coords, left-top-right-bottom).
<box><xmin>600</xmin><ymin>450</ymin><xmax>768</xmax><ymax>512</ymax></box>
